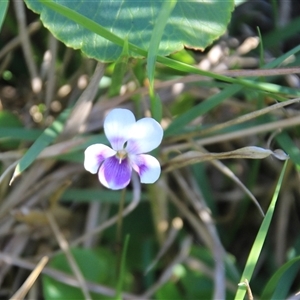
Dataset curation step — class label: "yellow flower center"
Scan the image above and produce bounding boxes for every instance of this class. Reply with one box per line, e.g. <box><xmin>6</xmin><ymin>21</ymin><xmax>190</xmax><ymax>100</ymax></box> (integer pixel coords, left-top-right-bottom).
<box><xmin>116</xmin><ymin>149</ymin><xmax>127</xmax><ymax>164</ymax></box>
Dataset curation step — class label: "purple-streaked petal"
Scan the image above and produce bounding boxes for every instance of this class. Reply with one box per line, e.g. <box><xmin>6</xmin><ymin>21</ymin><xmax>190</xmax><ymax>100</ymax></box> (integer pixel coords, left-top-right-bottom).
<box><xmin>84</xmin><ymin>144</ymin><xmax>116</xmax><ymax>174</ymax></box>
<box><xmin>104</xmin><ymin>108</ymin><xmax>136</xmax><ymax>150</ymax></box>
<box><xmin>126</xmin><ymin>118</ymin><xmax>163</xmax><ymax>154</ymax></box>
<box><xmin>130</xmin><ymin>154</ymin><xmax>161</xmax><ymax>183</ymax></box>
<box><xmin>99</xmin><ymin>156</ymin><xmax>132</xmax><ymax>190</ymax></box>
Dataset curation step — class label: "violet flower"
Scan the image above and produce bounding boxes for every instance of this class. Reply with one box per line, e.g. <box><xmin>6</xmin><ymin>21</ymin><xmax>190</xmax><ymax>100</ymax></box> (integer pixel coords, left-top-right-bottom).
<box><xmin>84</xmin><ymin>108</ymin><xmax>163</xmax><ymax>190</ymax></box>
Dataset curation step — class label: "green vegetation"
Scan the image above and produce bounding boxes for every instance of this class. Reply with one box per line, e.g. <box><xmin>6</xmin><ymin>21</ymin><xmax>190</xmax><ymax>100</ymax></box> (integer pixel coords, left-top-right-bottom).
<box><xmin>0</xmin><ymin>0</ymin><xmax>300</xmax><ymax>299</ymax></box>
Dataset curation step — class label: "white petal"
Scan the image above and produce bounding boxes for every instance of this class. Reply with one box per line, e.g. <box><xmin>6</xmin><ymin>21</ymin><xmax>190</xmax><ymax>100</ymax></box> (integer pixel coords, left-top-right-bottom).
<box><xmin>104</xmin><ymin>108</ymin><xmax>136</xmax><ymax>150</ymax></box>
<box><xmin>84</xmin><ymin>144</ymin><xmax>115</xmax><ymax>174</ymax></box>
<box><xmin>130</xmin><ymin>154</ymin><xmax>161</xmax><ymax>184</ymax></box>
<box><xmin>126</xmin><ymin>118</ymin><xmax>163</xmax><ymax>154</ymax></box>
<box><xmin>99</xmin><ymin>156</ymin><xmax>132</xmax><ymax>190</ymax></box>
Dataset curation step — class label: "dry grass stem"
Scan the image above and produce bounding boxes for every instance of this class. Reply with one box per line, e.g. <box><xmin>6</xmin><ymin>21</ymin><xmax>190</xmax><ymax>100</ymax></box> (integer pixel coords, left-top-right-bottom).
<box><xmin>170</xmin><ymin>97</ymin><xmax>300</xmax><ymax>142</ymax></box>
<box><xmin>83</xmin><ymin>201</ymin><xmax>101</xmax><ymax>249</ymax></box>
<box><xmin>196</xmin><ymin>115</ymin><xmax>300</xmax><ymax>147</ymax></box>
<box><xmin>0</xmin><ymin>52</ymin><xmax>12</xmax><ymax>76</ymax></box>
<box><xmin>2</xmin><ymin>164</ymin><xmax>80</xmax><ymax>220</ymax></box>
<box><xmin>0</xmin><ymin>252</ymin><xmax>137</xmax><ymax>299</ymax></box>
<box><xmin>1</xmin><ymin>160</ymin><xmax>56</xmax><ymax>218</ymax></box>
<box><xmin>60</xmin><ymin>62</ymin><xmax>105</xmax><ymax>139</ymax></box>
<box><xmin>165</xmin><ymin>182</ymin><xmax>214</xmax><ymax>249</ymax></box>
<box><xmin>12</xmin><ymin>0</ymin><xmax>41</xmax><ymax>93</ymax></box>
<box><xmin>185</xmin><ymin>256</ymin><xmax>237</xmax><ymax>292</ymax></box>
<box><xmin>173</xmin><ymin>170</ymin><xmax>226</xmax><ymax>299</ymax></box>
<box><xmin>70</xmin><ymin>173</ymin><xmax>141</xmax><ymax>247</ymax></box>
<box><xmin>164</xmin><ymin>114</ymin><xmax>300</xmax><ymax>155</ymax></box>
<box><xmin>145</xmin><ymin>217</ymin><xmax>182</xmax><ymax>274</ymax></box>
<box><xmin>195</xmin><ymin>98</ymin><xmax>300</xmax><ymax>141</ymax></box>
<box><xmin>197</xmin><ymin>145</ymin><xmax>265</xmax><ymax>217</ymax></box>
<box><xmin>44</xmin><ymin>35</ymin><xmax>58</xmax><ymax>111</ymax></box>
<box><xmin>45</xmin><ymin>211</ymin><xmax>92</xmax><ymax>300</ymax></box>
<box><xmin>38</xmin><ymin>137</ymin><xmax>87</xmax><ymax>159</ymax></box>
<box><xmin>218</xmin><ymin>66</ymin><xmax>300</xmax><ymax>77</ymax></box>
<box><xmin>275</xmin><ymin>189</ymin><xmax>293</xmax><ymax>266</ymax></box>
<box><xmin>140</xmin><ymin>236</ymin><xmax>192</xmax><ymax>299</ymax></box>
<box><xmin>0</xmin><ymin>21</ymin><xmax>41</xmax><ymax>60</ymax></box>
<box><xmin>9</xmin><ymin>256</ymin><xmax>49</xmax><ymax>300</ymax></box>
<box><xmin>0</xmin><ymin>160</ymin><xmax>19</xmax><ymax>186</ymax></box>
<box><xmin>0</xmin><ymin>233</ymin><xmax>29</xmax><ymax>286</ymax></box>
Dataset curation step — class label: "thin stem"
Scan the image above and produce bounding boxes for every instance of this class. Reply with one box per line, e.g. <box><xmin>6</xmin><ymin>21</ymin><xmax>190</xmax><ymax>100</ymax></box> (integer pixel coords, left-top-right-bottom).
<box><xmin>9</xmin><ymin>257</ymin><xmax>49</xmax><ymax>300</ymax></box>
<box><xmin>116</xmin><ymin>188</ymin><xmax>126</xmax><ymax>244</ymax></box>
<box><xmin>163</xmin><ymin>114</ymin><xmax>300</xmax><ymax>155</ymax></box>
<box><xmin>12</xmin><ymin>0</ymin><xmax>41</xmax><ymax>93</ymax></box>
<box><xmin>70</xmin><ymin>173</ymin><xmax>140</xmax><ymax>247</ymax></box>
<box><xmin>46</xmin><ymin>211</ymin><xmax>92</xmax><ymax>300</ymax></box>
<box><xmin>0</xmin><ymin>252</ymin><xmax>137</xmax><ymax>299</ymax></box>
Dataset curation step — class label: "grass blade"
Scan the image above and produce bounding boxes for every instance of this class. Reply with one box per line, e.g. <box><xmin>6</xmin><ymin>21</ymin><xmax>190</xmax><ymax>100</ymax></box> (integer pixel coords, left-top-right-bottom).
<box><xmin>165</xmin><ymin>84</ymin><xmax>240</xmax><ymax>136</ymax></box>
<box><xmin>0</xmin><ymin>0</ymin><xmax>8</xmax><ymax>31</ymax></box>
<box><xmin>147</xmin><ymin>0</ymin><xmax>176</xmax><ymax>86</ymax></box>
<box><xmin>147</xmin><ymin>0</ymin><xmax>176</xmax><ymax>121</ymax></box>
<box><xmin>115</xmin><ymin>234</ymin><xmax>130</xmax><ymax>300</ymax></box>
<box><xmin>10</xmin><ymin>108</ymin><xmax>71</xmax><ymax>184</ymax></box>
<box><xmin>261</xmin><ymin>256</ymin><xmax>300</xmax><ymax>299</ymax></box>
<box><xmin>234</xmin><ymin>160</ymin><xmax>288</xmax><ymax>300</ymax></box>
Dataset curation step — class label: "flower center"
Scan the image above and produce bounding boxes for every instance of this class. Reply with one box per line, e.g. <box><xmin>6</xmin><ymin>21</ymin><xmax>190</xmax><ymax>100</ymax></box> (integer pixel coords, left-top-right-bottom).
<box><xmin>116</xmin><ymin>149</ymin><xmax>127</xmax><ymax>164</ymax></box>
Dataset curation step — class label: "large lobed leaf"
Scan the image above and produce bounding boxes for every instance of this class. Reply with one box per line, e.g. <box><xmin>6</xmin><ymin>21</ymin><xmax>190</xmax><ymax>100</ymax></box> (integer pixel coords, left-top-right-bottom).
<box><xmin>25</xmin><ymin>0</ymin><xmax>234</xmax><ymax>62</ymax></box>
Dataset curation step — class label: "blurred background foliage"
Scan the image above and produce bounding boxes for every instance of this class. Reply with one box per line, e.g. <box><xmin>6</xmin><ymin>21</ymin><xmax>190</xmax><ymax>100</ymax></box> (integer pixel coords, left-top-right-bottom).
<box><xmin>1</xmin><ymin>0</ymin><xmax>300</xmax><ymax>299</ymax></box>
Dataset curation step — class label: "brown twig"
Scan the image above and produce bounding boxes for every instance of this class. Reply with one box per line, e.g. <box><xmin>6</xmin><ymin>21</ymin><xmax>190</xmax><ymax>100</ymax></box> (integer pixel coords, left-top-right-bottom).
<box><xmin>0</xmin><ymin>252</ymin><xmax>137</xmax><ymax>299</ymax></box>
<box><xmin>70</xmin><ymin>172</ymin><xmax>141</xmax><ymax>247</ymax></box>
<box><xmin>12</xmin><ymin>0</ymin><xmax>42</xmax><ymax>93</ymax></box>
<box><xmin>9</xmin><ymin>256</ymin><xmax>49</xmax><ymax>300</ymax></box>
<box><xmin>140</xmin><ymin>236</ymin><xmax>192</xmax><ymax>299</ymax></box>
<box><xmin>45</xmin><ymin>211</ymin><xmax>92</xmax><ymax>300</ymax></box>
<box><xmin>218</xmin><ymin>66</ymin><xmax>300</xmax><ymax>77</ymax></box>
<box><xmin>0</xmin><ymin>21</ymin><xmax>41</xmax><ymax>60</ymax></box>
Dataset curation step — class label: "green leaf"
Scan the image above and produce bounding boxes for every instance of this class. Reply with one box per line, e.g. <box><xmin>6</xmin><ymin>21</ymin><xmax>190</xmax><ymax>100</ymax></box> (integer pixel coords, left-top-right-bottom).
<box><xmin>0</xmin><ymin>128</ymin><xmax>42</xmax><ymax>142</ymax></box>
<box><xmin>0</xmin><ymin>111</ymin><xmax>23</xmax><ymax>149</ymax></box>
<box><xmin>149</xmin><ymin>92</ymin><xmax>162</xmax><ymax>123</ymax></box>
<box><xmin>25</xmin><ymin>0</ymin><xmax>234</xmax><ymax>62</ymax></box>
<box><xmin>25</xmin><ymin>0</ymin><xmax>300</xmax><ymax>102</ymax></box>
<box><xmin>0</xmin><ymin>0</ymin><xmax>8</xmax><ymax>31</ymax></box>
<box><xmin>261</xmin><ymin>256</ymin><xmax>300</xmax><ymax>299</ymax></box>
